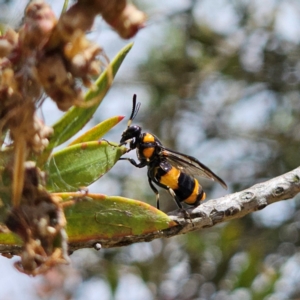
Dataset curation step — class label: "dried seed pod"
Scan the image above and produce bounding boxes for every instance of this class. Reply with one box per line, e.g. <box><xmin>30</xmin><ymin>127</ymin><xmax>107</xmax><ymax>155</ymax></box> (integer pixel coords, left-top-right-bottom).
<box><xmin>36</xmin><ymin>53</ymin><xmax>82</xmax><ymax>111</ymax></box>
<box><xmin>103</xmin><ymin>3</ymin><xmax>146</xmax><ymax>39</ymax></box>
<box><xmin>91</xmin><ymin>0</ymin><xmax>146</xmax><ymax>38</ymax></box>
<box><xmin>19</xmin><ymin>0</ymin><xmax>57</xmax><ymax>49</ymax></box>
<box><xmin>5</xmin><ymin>164</ymin><xmax>69</xmax><ymax>275</ymax></box>
<box><xmin>0</xmin><ymin>28</ymin><xmax>18</xmax><ymax>58</ymax></box>
<box><xmin>31</xmin><ymin>115</ymin><xmax>54</xmax><ymax>153</ymax></box>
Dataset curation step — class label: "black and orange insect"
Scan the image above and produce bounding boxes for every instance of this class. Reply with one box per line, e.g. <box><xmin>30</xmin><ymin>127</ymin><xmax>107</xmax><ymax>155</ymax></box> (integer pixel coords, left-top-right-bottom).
<box><xmin>119</xmin><ymin>94</ymin><xmax>227</xmax><ymax>211</ymax></box>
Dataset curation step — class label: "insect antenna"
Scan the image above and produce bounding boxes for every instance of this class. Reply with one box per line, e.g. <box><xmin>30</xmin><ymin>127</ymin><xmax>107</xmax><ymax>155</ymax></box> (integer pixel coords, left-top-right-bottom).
<box><xmin>127</xmin><ymin>94</ymin><xmax>141</xmax><ymax>127</ymax></box>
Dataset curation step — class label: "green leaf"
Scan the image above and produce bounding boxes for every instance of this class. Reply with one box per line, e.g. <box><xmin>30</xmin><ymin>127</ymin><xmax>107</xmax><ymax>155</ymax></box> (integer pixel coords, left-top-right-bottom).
<box><xmin>69</xmin><ymin>115</ymin><xmax>124</xmax><ymax>146</ymax></box>
<box><xmin>61</xmin><ymin>0</ymin><xmax>69</xmax><ymax>14</ymax></box>
<box><xmin>46</xmin><ymin>141</ymin><xmax>126</xmax><ymax>192</ymax></box>
<box><xmin>0</xmin><ymin>194</ymin><xmax>177</xmax><ymax>248</ymax></box>
<box><xmin>37</xmin><ymin>42</ymin><xmax>133</xmax><ymax>166</ymax></box>
<box><xmin>0</xmin><ymin>230</ymin><xmax>22</xmax><ymax>246</ymax></box>
<box><xmin>61</xmin><ymin>193</ymin><xmax>177</xmax><ymax>242</ymax></box>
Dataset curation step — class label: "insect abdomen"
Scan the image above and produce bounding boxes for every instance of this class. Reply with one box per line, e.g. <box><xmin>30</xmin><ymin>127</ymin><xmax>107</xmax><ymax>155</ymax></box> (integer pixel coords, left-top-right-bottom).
<box><xmin>181</xmin><ymin>176</ymin><xmax>206</xmax><ymax>206</ymax></box>
<box><xmin>174</xmin><ymin>173</ymin><xmax>205</xmax><ymax>205</ymax></box>
<box><xmin>159</xmin><ymin>166</ymin><xmax>181</xmax><ymax>189</ymax></box>
<box><xmin>156</xmin><ymin>161</ymin><xmax>206</xmax><ymax>206</ymax></box>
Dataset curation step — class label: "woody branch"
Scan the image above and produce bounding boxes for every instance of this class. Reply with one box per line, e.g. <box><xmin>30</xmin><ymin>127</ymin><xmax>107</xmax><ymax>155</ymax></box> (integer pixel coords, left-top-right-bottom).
<box><xmin>1</xmin><ymin>167</ymin><xmax>300</xmax><ymax>255</ymax></box>
<box><xmin>68</xmin><ymin>166</ymin><xmax>300</xmax><ymax>251</ymax></box>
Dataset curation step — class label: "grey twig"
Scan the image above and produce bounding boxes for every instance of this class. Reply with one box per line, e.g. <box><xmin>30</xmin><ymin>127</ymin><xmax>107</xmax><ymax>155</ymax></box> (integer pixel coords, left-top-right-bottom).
<box><xmin>69</xmin><ymin>166</ymin><xmax>300</xmax><ymax>251</ymax></box>
<box><xmin>1</xmin><ymin>167</ymin><xmax>300</xmax><ymax>255</ymax></box>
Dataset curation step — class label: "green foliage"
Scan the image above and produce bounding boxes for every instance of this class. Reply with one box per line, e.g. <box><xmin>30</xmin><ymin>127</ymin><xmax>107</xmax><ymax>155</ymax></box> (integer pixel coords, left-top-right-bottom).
<box><xmin>68</xmin><ymin>115</ymin><xmax>124</xmax><ymax>146</ymax></box>
<box><xmin>0</xmin><ymin>41</ymin><xmax>178</xmax><ymax>260</ymax></box>
<box><xmin>0</xmin><ymin>193</ymin><xmax>176</xmax><ymax>247</ymax></box>
<box><xmin>46</xmin><ymin>141</ymin><xmax>127</xmax><ymax>192</ymax></box>
<box><xmin>64</xmin><ymin>194</ymin><xmax>176</xmax><ymax>243</ymax></box>
<box><xmin>0</xmin><ymin>43</ymin><xmax>148</xmax><ymax>245</ymax></box>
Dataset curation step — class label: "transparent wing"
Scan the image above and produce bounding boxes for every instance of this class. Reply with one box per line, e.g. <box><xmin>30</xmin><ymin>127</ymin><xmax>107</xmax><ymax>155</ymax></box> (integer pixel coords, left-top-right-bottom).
<box><xmin>160</xmin><ymin>148</ymin><xmax>227</xmax><ymax>189</ymax></box>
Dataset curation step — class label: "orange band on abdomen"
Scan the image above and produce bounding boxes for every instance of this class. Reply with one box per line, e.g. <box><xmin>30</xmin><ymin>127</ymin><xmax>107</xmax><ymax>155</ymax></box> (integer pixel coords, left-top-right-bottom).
<box><xmin>160</xmin><ymin>167</ymin><xmax>181</xmax><ymax>189</ymax></box>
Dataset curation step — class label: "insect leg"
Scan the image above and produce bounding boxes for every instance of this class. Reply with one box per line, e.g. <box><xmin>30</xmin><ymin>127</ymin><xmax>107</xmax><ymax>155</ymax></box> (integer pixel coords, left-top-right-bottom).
<box><xmin>168</xmin><ymin>188</ymin><xmax>193</xmax><ymax>224</ymax></box>
<box><xmin>101</xmin><ymin>139</ymin><xmax>116</xmax><ymax>147</ymax></box>
<box><xmin>148</xmin><ymin>177</ymin><xmax>160</xmax><ymax>209</ymax></box>
<box><xmin>168</xmin><ymin>188</ymin><xmax>183</xmax><ymax>209</ymax></box>
<box><xmin>119</xmin><ymin>157</ymin><xmax>146</xmax><ymax>168</ymax></box>
<box><xmin>119</xmin><ymin>138</ymin><xmax>137</xmax><ymax>150</ymax></box>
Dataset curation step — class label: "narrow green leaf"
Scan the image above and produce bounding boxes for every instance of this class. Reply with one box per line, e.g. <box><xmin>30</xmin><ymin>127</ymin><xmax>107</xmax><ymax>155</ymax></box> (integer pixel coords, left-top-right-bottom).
<box><xmin>0</xmin><ymin>230</ymin><xmax>22</xmax><ymax>246</ymax></box>
<box><xmin>37</xmin><ymin>43</ymin><xmax>133</xmax><ymax>166</ymax></box>
<box><xmin>60</xmin><ymin>193</ymin><xmax>177</xmax><ymax>242</ymax></box>
<box><xmin>69</xmin><ymin>115</ymin><xmax>124</xmax><ymax>146</ymax></box>
<box><xmin>61</xmin><ymin>0</ymin><xmax>69</xmax><ymax>14</ymax></box>
<box><xmin>46</xmin><ymin>141</ymin><xmax>126</xmax><ymax>192</ymax></box>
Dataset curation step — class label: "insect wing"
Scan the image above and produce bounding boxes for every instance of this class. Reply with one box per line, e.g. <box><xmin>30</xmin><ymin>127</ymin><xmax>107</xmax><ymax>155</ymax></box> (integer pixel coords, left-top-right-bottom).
<box><xmin>160</xmin><ymin>148</ymin><xmax>227</xmax><ymax>189</ymax></box>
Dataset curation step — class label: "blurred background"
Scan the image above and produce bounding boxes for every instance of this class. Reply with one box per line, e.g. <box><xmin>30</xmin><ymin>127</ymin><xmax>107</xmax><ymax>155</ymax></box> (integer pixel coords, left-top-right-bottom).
<box><xmin>1</xmin><ymin>0</ymin><xmax>300</xmax><ymax>299</ymax></box>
